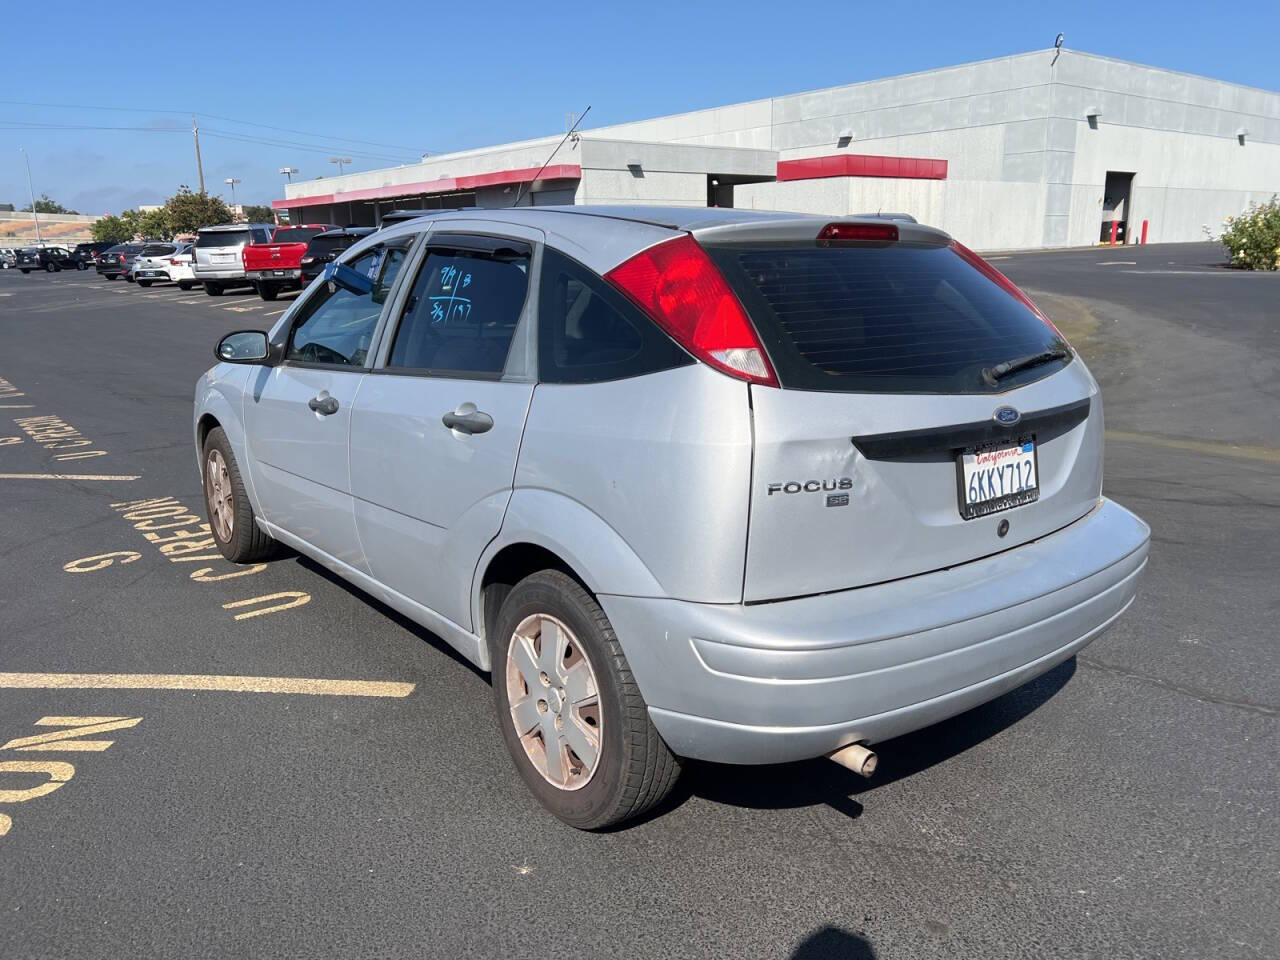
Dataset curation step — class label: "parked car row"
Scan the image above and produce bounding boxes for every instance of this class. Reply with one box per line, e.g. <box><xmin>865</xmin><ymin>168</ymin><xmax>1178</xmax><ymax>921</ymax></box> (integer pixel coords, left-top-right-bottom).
<box><xmin>9</xmin><ymin>223</ymin><xmax>378</xmax><ymax>300</ymax></box>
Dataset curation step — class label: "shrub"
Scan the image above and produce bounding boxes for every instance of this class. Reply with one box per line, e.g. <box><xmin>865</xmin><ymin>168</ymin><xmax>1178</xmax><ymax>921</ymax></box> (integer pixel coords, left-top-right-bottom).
<box><xmin>1218</xmin><ymin>196</ymin><xmax>1280</xmax><ymax>270</ymax></box>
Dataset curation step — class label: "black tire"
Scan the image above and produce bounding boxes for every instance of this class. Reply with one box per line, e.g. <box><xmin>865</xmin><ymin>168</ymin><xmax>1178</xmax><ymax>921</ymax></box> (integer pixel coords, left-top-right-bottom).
<box><xmin>125</xmin><ymin>274</ymin><xmax>135</xmax><ymax>283</ymax></box>
<box><xmin>204</xmin><ymin>282</ymin><xmax>223</xmax><ymax>297</ymax></box>
<box><xmin>258</xmin><ymin>282</ymin><xmax>278</xmax><ymax>301</ymax></box>
<box><xmin>20</xmin><ymin>269</ymin><xmax>29</xmax><ymax>274</ymax></box>
<box><xmin>489</xmin><ymin>570</ymin><xmax>681</xmax><ymax>829</ymax></box>
<box><xmin>137</xmin><ymin>279</ymin><xmax>152</xmax><ymax>288</ymax></box>
<box><xmin>77</xmin><ymin>261</ymin><xmax>87</xmax><ymax>271</ymax></box>
<box><xmin>201</xmin><ymin>426</ymin><xmax>277</xmax><ymax>563</ymax></box>
<box><xmin>178</xmin><ymin>282</ymin><xmax>193</xmax><ymax>291</ymax></box>
<box><xmin>45</xmin><ymin>262</ymin><xmax>56</xmax><ymax>273</ymax></box>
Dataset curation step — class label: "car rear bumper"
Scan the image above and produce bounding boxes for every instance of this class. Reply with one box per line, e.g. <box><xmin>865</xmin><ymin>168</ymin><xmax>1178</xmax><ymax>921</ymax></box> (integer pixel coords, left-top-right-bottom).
<box><xmin>245</xmin><ymin>269</ymin><xmax>301</xmax><ymax>282</ymax></box>
<box><xmin>600</xmin><ymin>497</ymin><xmax>1150</xmax><ymax>764</ymax></box>
<box><xmin>193</xmin><ymin>267</ymin><xmax>247</xmax><ymax>280</ymax></box>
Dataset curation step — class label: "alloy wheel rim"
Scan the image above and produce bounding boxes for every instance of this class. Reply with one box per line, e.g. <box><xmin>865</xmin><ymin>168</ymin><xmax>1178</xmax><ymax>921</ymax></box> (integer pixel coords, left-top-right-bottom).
<box><xmin>505</xmin><ymin>613</ymin><xmax>602</xmax><ymax>791</ymax></box>
<box><xmin>205</xmin><ymin>449</ymin><xmax>234</xmax><ymax>542</ymax></box>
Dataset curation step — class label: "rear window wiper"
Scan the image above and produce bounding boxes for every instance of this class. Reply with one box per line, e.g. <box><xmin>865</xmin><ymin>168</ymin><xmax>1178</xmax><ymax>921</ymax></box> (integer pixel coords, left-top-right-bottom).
<box><xmin>982</xmin><ymin>347</ymin><xmax>1070</xmax><ymax>386</ymax></box>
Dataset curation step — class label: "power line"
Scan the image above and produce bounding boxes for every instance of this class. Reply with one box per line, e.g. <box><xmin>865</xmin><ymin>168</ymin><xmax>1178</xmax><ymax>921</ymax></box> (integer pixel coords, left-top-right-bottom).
<box><xmin>0</xmin><ymin>98</ymin><xmax>429</xmax><ymax>155</ymax></box>
<box><xmin>200</xmin><ymin>128</ymin><xmax>413</xmax><ymax>164</ymax></box>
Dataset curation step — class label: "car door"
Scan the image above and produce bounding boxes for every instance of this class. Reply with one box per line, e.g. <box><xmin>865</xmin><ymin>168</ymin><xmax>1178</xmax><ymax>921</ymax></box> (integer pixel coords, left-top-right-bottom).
<box><xmin>243</xmin><ymin>237</ymin><xmax>415</xmax><ymax>571</ymax></box>
<box><xmin>349</xmin><ymin>225</ymin><xmax>540</xmax><ymax>630</ymax></box>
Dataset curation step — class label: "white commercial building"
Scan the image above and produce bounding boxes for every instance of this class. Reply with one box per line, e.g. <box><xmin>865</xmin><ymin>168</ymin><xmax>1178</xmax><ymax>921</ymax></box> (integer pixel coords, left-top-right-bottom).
<box><xmin>274</xmin><ymin>48</ymin><xmax>1280</xmax><ymax>250</ymax></box>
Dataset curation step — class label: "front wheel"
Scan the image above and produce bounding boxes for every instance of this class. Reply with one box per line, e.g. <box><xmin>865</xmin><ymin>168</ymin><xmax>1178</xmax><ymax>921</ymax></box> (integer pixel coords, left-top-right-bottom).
<box><xmin>77</xmin><ymin>261</ymin><xmax>87</xmax><ymax>270</ymax></box>
<box><xmin>202</xmin><ymin>427</ymin><xmax>277</xmax><ymax>563</ymax></box>
<box><xmin>45</xmin><ymin>263</ymin><xmax>56</xmax><ymax>273</ymax></box>
<box><xmin>490</xmin><ymin>570</ymin><xmax>681</xmax><ymax>829</ymax></box>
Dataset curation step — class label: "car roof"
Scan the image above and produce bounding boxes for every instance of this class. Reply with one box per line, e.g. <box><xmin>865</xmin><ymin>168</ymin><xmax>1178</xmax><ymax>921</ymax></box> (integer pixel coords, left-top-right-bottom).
<box><xmin>351</xmin><ymin>205</ymin><xmax>950</xmax><ymax>274</ymax></box>
<box><xmin>198</xmin><ymin>222</ymin><xmax>275</xmax><ymax>231</ymax></box>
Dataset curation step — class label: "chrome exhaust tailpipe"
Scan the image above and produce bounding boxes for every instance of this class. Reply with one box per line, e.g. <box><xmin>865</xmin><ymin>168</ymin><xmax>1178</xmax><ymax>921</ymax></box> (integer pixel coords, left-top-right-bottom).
<box><xmin>828</xmin><ymin>743</ymin><xmax>878</xmax><ymax>777</ymax></box>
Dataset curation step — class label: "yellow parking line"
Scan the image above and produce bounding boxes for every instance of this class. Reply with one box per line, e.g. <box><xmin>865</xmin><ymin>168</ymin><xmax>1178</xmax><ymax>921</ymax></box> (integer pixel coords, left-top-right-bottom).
<box><xmin>0</xmin><ymin>672</ymin><xmax>416</xmax><ymax>698</ymax></box>
<box><xmin>0</xmin><ymin>473</ymin><xmax>139</xmax><ymax>480</ymax></box>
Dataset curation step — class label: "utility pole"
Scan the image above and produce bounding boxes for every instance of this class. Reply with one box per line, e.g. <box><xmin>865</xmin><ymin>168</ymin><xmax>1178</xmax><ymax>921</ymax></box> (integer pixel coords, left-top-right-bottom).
<box><xmin>328</xmin><ymin>156</ymin><xmax>352</xmax><ymax>176</ymax></box>
<box><xmin>19</xmin><ymin>146</ymin><xmax>41</xmax><ymax>243</ymax></box>
<box><xmin>192</xmin><ymin>114</ymin><xmax>205</xmax><ymax>193</ymax></box>
<box><xmin>279</xmin><ymin>166</ymin><xmax>298</xmax><ymax>183</ymax></box>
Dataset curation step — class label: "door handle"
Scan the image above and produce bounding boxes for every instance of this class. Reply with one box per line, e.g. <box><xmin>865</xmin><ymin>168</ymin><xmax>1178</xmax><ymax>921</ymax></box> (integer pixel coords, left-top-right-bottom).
<box><xmin>442</xmin><ymin>407</ymin><xmax>494</xmax><ymax>435</ymax></box>
<box><xmin>308</xmin><ymin>394</ymin><xmax>339</xmax><ymax>416</ymax></box>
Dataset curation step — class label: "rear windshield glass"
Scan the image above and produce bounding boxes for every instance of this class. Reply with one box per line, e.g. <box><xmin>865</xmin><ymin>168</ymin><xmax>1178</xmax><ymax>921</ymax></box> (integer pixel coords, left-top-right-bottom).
<box><xmin>306</xmin><ymin>234</ymin><xmax>358</xmax><ymax>255</ymax></box>
<box><xmin>271</xmin><ymin>228</ymin><xmax>325</xmax><ymax>244</ymax></box>
<box><xmin>141</xmin><ymin>243</ymin><xmax>175</xmax><ymax>257</ymax></box>
<box><xmin>196</xmin><ymin>230</ymin><xmax>251</xmax><ymax>249</ymax></box>
<box><xmin>707</xmin><ymin>242</ymin><xmax>1069</xmax><ymax>394</ymax></box>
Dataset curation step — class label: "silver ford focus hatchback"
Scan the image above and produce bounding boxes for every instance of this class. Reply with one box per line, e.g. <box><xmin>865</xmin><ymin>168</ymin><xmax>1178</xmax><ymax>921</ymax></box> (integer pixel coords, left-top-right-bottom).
<box><xmin>194</xmin><ymin>207</ymin><xmax>1150</xmax><ymax>828</ymax></box>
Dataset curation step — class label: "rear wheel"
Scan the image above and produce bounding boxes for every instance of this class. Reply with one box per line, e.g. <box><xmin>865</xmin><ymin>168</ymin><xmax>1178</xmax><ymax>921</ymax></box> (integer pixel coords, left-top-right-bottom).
<box><xmin>201</xmin><ymin>426</ymin><xmax>277</xmax><ymax>563</ymax></box>
<box><xmin>178</xmin><ymin>281</ymin><xmax>193</xmax><ymax>291</ymax></box>
<box><xmin>204</xmin><ymin>282</ymin><xmax>223</xmax><ymax>296</ymax></box>
<box><xmin>20</xmin><ymin>269</ymin><xmax>30</xmax><ymax>274</ymax></box>
<box><xmin>45</xmin><ymin>262</ymin><xmax>56</xmax><ymax>273</ymax></box>
<box><xmin>490</xmin><ymin>570</ymin><xmax>681</xmax><ymax>829</ymax></box>
<box><xmin>137</xmin><ymin>279</ymin><xmax>152</xmax><ymax>288</ymax></box>
<box><xmin>258</xmin><ymin>282</ymin><xmax>278</xmax><ymax>301</ymax></box>
<box><xmin>77</xmin><ymin>261</ymin><xmax>87</xmax><ymax>271</ymax></box>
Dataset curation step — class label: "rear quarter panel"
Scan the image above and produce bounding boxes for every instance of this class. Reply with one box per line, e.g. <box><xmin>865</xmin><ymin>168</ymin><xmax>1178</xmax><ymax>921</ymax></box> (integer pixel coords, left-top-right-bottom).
<box><xmin>513</xmin><ymin>364</ymin><xmax>752</xmax><ymax>603</ymax></box>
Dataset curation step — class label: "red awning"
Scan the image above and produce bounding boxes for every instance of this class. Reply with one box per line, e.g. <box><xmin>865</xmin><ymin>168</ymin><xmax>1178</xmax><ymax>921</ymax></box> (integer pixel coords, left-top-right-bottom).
<box><xmin>777</xmin><ymin>154</ymin><xmax>947</xmax><ymax>182</ymax></box>
<box><xmin>273</xmin><ymin>163</ymin><xmax>582</xmax><ymax>210</ymax></box>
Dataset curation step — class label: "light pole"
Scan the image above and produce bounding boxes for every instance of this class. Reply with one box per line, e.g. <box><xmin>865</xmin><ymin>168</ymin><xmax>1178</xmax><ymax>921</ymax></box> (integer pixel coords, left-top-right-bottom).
<box><xmin>19</xmin><ymin>147</ymin><xmax>42</xmax><ymax>243</ymax></box>
<box><xmin>279</xmin><ymin>166</ymin><xmax>298</xmax><ymax>183</ymax></box>
<box><xmin>224</xmin><ymin>177</ymin><xmax>241</xmax><ymax>217</ymax></box>
<box><xmin>328</xmin><ymin>156</ymin><xmax>352</xmax><ymax>176</ymax></box>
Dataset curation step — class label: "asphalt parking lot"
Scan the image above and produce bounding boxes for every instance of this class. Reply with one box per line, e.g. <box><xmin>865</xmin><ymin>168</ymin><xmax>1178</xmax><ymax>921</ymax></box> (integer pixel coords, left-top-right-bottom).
<box><xmin>0</xmin><ymin>243</ymin><xmax>1276</xmax><ymax>959</ymax></box>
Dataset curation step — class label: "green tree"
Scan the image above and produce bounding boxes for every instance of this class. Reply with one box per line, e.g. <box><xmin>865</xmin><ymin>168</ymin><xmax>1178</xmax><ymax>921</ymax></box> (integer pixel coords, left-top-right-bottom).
<box><xmin>163</xmin><ymin>187</ymin><xmax>233</xmax><ymax>235</ymax></box>
<box><xmin>241</xmin><ymin>204</ymin><xmax>276</xmax><ymax>224</ymax></box>
<box><xmin>91</xmin><ymin>214</ymin><xmax>133</xmax><ymax>245</ymax></box>
<box><xmin>138</xmin><ymin>208</ymin><xmax>172</xmax><ymax>240</ymax></box>
<box><xmin>22</xmin><ymin>194</ymin><xmax>77</xmax><ymax>215</ymax></box>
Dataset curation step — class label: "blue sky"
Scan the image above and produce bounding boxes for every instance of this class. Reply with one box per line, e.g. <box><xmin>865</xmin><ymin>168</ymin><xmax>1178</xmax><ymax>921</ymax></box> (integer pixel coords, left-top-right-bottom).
<box><xmin>2</xmin><ymin>0</ymin><xmax>1276</xmax><ymax>215</ymax></box>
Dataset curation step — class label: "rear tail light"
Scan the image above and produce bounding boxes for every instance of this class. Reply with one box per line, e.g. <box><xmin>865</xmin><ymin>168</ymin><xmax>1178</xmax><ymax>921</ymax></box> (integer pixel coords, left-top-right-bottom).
<box><xmin>169</xmin><ymin>259</ymin><xmax>181</xmax><ymax>266</ymax></box>
<box><xmin>817</xmin><ymin>222</ymin><xmax>898</xmax><ymax>242</ymax></box>
<box><xmin>951</xmin><ymin>241</ymin><xmax>1065</xmax><ymax>340</ymax></box>
<box><xmin>604</xmin><ymin>234</ymin><xmax>777</xmax><ymax>387</ymax></box>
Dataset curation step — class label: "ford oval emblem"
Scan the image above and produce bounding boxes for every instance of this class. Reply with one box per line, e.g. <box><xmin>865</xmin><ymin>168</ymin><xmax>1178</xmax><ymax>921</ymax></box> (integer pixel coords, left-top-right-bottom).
<box><xmin>993</xmin><ymin>405</ymin><xmax>1021</xmax><ymax>426</ymax></box>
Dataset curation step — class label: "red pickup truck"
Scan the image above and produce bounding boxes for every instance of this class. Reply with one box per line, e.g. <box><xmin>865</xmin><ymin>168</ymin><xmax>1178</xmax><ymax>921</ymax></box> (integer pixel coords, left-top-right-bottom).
<box><xmin>242</xmin><ymin>224</ymin><xmax>333</xmax><ymax>300</ymax></box>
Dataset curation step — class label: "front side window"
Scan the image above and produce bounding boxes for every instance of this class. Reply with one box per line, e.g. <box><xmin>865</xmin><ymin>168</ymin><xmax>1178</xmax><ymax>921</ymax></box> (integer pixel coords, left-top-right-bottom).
<box><xmin>286</xmin><ymin>250</ymin><xmax>384</xmax><ymax>367</ymax></box>
<box><xmin>285</xmin><ymin>239</ymin><xmax>414</xmax><ymax>366</ymax></box>
<box><xmin>386</xmin><ymin>243</ymin><xmax>530</xmax><ymax>376</ymax></box>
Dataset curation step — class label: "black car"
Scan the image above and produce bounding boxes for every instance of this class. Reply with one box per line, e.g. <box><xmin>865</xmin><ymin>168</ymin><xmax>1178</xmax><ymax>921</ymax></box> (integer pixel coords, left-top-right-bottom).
<box><xmin>17</xmin><ymin>246</ymin><xmax>80</xmax><ymax>273</ymax></box>
<box><xmin>299</xmin><ymin>227</ymin><xmax>374</xmax><ymax>282</ymax></box>
<box><xmin>72</xmin><ymin>241</ymin><xmax>117</xmax><ymax>269</ymax></box>
<box><xmin>95</xmin><ymin>243</ymin><xmax>146</xmax><ymax>280</ymax></box>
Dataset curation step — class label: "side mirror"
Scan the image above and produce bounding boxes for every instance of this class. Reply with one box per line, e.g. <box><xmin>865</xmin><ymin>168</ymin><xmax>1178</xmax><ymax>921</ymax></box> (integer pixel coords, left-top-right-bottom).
<box><xmin>322</xmin><ymin>260</ymin><xmax>373</xmax><ymax>296</ymax></box>
<box><xmin>216</xmin><ymin>330</ymin><xmax>275</xmax><ymax>365</ymax></box>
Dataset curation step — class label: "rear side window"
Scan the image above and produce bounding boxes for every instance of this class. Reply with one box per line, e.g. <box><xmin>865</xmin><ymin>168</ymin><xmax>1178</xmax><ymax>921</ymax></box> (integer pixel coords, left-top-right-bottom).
<box><xmin>538</xmin><ymin>248</ymin><xmax>691</xmax><ymax>384</ymax></box>
<box><xmin>196</xmin><ymin>230</ymin><xmax>250</xmax><ymax>248</ymax></box>
<box><xmin>387</xmin><ymin>246</ymin><xmax>530</xmax><ymax>377</ymax></box>
<box><xmin>707</xmin><ymin>242</ymin><xmax>1068</xmax><ymax>394</ymax></box>
<box><xmin>307</xmin><ymin>234</ymin><xmax>357</xmax><ymax>256</ymax></box>
<box><xmin>272</xmin><ymin>228</ymin><xmax>324</xmax><ymax>244</ymax></box>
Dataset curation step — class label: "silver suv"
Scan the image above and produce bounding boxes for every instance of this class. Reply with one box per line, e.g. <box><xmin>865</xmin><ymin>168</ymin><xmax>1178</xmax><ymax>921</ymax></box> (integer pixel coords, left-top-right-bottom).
<box><xmin>191</xmin><ymin>222</ymin><xmax>274</xmax><ymax>296</ymax></box>
<box><xmin>194</xmin><ymin>207</ymin><xmax>1149</xmax><ymax>828</ymax></box>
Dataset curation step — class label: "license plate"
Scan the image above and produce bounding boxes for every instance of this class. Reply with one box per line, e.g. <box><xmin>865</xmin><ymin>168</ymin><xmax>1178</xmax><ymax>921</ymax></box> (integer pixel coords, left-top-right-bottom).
<box><xmin>272</xmin><ymin>270</ymin><xmax>285</xmax><ymax>276</ymax></box>
<box><xmin>957</xmin><ymin>438</ymin><xmax>1039</xmax><ymax>520</ymax></box>
<box><xmin>213</xmin><ymin>254</ymin><xmax>234</xmax><ymax>264</ymax></box>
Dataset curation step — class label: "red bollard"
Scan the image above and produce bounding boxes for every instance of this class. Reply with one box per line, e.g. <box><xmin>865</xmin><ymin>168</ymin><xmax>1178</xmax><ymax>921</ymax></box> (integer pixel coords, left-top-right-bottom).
<box><xmin>1140</xmin><ymin>220</ymin><xmax>1149</xmax><ymax>245</ymax></box>
<box><xmin>1109</xmin><ymin>220</ymin><xmax>1118</xmax><ymax>246</ymax></box>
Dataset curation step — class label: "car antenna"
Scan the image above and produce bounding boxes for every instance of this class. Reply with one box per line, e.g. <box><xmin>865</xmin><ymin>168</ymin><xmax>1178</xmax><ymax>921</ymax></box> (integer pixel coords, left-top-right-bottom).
<box><xmin>513</xmin><ymin>105</ymin><xmax>590</xmax><ymax>208</ymax></box>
